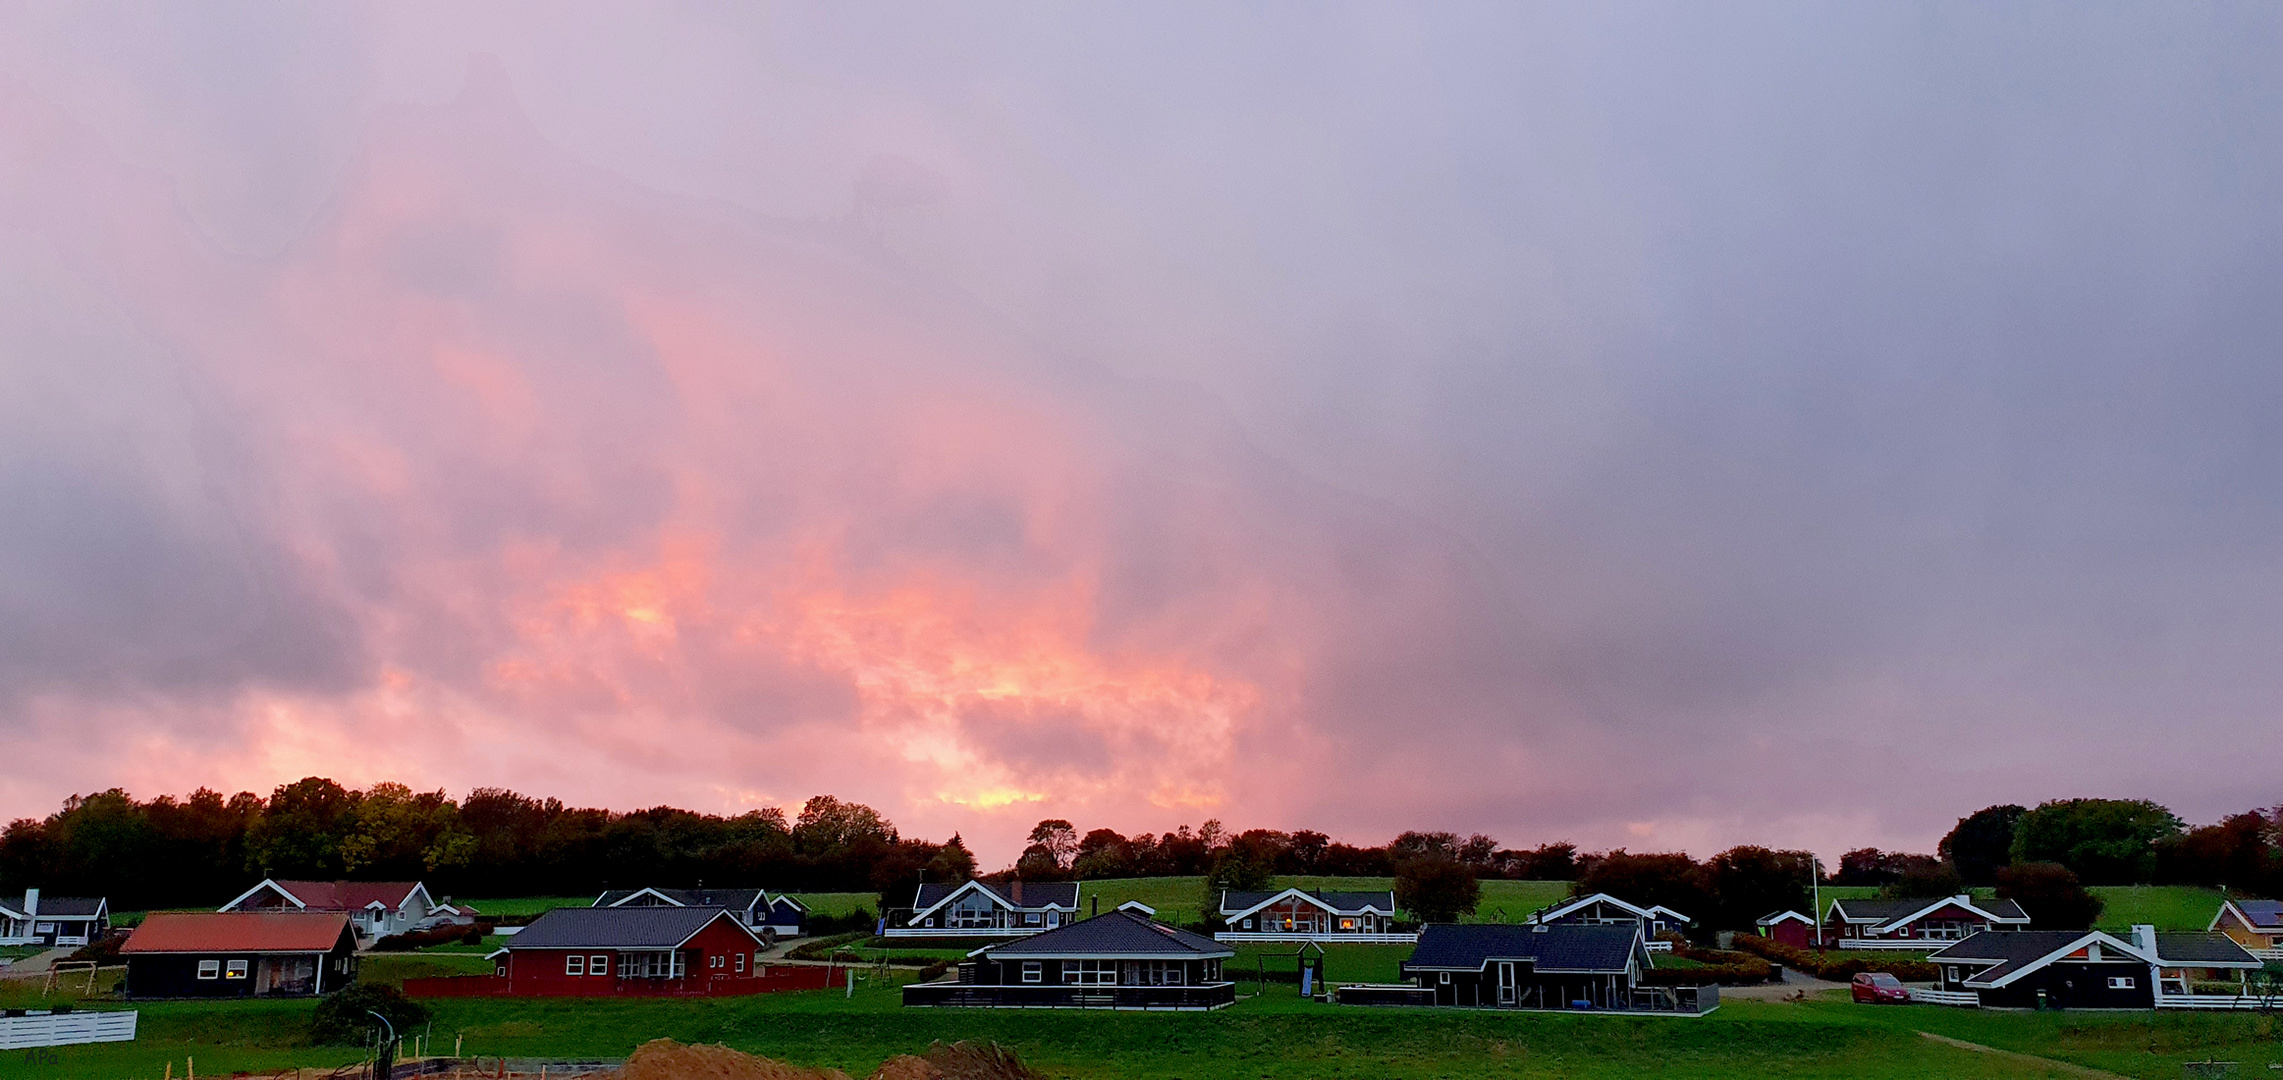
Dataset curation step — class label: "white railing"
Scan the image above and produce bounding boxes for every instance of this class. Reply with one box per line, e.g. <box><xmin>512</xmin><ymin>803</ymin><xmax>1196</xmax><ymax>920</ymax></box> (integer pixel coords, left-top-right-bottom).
<box><xmin>1645</xmin><ymin>941</ymin><xmax>1673</xmax><ymax>952</ymax></box>
<box><xmin>2156</xmin><ymin>993</ymin><xmax>2278</xmax><ymax>1011</ymax></box>
<box><xmin>884</xmin><ymin>927</ymin><xmax>1046</xmax><ymax>938</ymax></box>
<box><xmin>1211</xmin><ymin>932</ymin><xmax>1419</xmax><ymax>944</ymax></box>
<box><xmin>2250</xmin><ymin>948</ymin><xmax>2283</xmax><ymax>962</ymax></box>
<box><xmin>0</xmin><ymin>1010</ymin><xmax>137</xmax><ymax>1050</ymax></box>
<box><xmin>1837</xmin><ymin>939</ymin><xmax>1953</xmax><ymax>951</ymax></box>
<box><xmin>1907</xmin><ymin>989</ymin><xmax>1979</xmax><ymax>1006</ymax></box>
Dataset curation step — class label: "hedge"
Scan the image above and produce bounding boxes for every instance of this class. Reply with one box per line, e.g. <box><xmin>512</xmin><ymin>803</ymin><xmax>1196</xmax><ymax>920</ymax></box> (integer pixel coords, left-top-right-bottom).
<box><xmin>1728</xmin><ymin>934</ymin><xmax>1939</xmax><ymax>982</ymax></box>
<box><xmin>1644</xmin><ymin>944</ymin><xmax>1775</xmax><ymax>986</ymax></box>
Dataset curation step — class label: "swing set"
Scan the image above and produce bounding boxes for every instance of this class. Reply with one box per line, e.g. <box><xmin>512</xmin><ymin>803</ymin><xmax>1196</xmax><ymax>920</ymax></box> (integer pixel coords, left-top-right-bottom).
<box><xmin>1246</xmin><ymin>940</ymin><xmax>1328</xmax><ymax>998</ymax></box>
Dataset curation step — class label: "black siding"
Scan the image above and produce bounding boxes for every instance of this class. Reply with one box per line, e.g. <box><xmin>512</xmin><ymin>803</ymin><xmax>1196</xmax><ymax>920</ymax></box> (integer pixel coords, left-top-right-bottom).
<box><xmin>1974</xmin><ymin>962</ymin><xmax>2153</xmax><ymax>1009</ymax></box>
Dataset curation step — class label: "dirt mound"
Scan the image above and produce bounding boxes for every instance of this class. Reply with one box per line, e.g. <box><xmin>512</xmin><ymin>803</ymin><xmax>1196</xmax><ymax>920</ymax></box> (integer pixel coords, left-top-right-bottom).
<box><xmin>595</xmin><ymin>1039</ymin><xmax>1038</xmax><ymax>1080</ymax></box>
<box><xmin>605</xmin><ymin>1039</ymin><xmax>853</xmax><ymax>1080</ymax></box>
<box><xmin>870</xmin><ymin>1041</ymin><xmax>1045</xmax><ymax>1080</ymax></box>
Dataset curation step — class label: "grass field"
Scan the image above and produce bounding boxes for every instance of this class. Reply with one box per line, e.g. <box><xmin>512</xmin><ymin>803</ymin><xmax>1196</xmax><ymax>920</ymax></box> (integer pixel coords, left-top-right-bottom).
<box><xmin>13</xmin><ymin>974</ymin><xmax>2283</xmax><ymax>1080</ymax></box>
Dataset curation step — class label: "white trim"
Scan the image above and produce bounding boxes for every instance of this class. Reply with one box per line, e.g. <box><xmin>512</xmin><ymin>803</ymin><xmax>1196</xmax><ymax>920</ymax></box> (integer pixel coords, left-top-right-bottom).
<box><xmin>1213</xmin><ymin>932</ymin><xmax>1418</xmax><ymax>944</ymax></box>
<box><xmin>1218</xmin><ymin>887</ymin><xmax>1395</xmax><ymax>921</ymax></box>
<box><xmin>1867</xmin><ymin>896</ymin><xmax>2029</xmax><ymax>936</ymax></box>
<box><xmin>1756</xmin><ymin>910</ymin><xmax>1813</xmax><ymax>927</ymax></box>
<box><xmin>604</xmin><ymin>887</ymin><xmax>690</xmax><ymax>909</ymax></box>
<box><xmin>1947</xmin><ymin>931</ymin><xmax>2152</xmax><ymax>989</ymax></box>
<box><xmin>219</xmin><ymin>879</ymin><xmax>306</xmax><ymax>913</ymax></box>
<box><xmin>910</xmin><ymin>879</ymin><xmax>1077</xmax><ymax>921</ymax></box>
<box><xmin>1532</xmin><ymin>893</ymin><xmax>1685</xmax><ymax>926</ymax></box>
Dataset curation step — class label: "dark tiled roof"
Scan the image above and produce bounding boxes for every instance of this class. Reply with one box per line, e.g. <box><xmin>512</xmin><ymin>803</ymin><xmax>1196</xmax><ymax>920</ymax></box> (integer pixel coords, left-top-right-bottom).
<box><xmin>914</xmin><ymin>880</ymin><xmax>1079</xmax><ymax>911</ymax></box>
<box><xmin>1927</xmin><ymin>931</ymin><xmax>2126</xmax><ymax>985</ymax></box>
<box><xmin>123</xmin><ymin>912</ymin><xmax>351</xmax><ymax>954</ymax></box>
<box><xmin>7</xmin><ymin>894</ymin><xmax>104</xmax><ymax>917</ymax></box>
<box><xmin>1407</xmin><ymin>923</ymin><xmax>1643</xmax><ymax>974</ymax></box>
<box><xmin>595</xmin><ymin>888</ymin><xmax>765</xmax><ymax>910</ymax></box>
<box><xmin>2152</xmin><ymin>931</ymin><xmax>2260</xmax><ymax>967</ymax></box>
<box><xmin>2234</xmin><ymin>900</ymin><xmax>2283</xmax><ymax>929</ymax></box>
<box><xmin>1220</xmin><ymin>889</ymin><xmax>1397</xmax><ymax>915</ymax></box>
<box><xmin>982</xmin><ymin>912</ymin><xmax>1231</xmax><ymax>959</ymax></box>
<box><xmin>508</xmin><ymin>907</ymin><xmax>749</xmax><ymax>950</ymax></box>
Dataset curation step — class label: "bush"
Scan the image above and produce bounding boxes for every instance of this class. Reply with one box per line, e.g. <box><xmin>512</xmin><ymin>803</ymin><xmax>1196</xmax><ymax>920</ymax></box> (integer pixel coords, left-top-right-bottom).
<box><xmin>1728</xmin><ymin>934</ymin><xmax>1938</xmax><ymax>982</ymax></box>
<box><xmin>310</xmin><ymin>983</ymin><xmax>430</xmax><ymax>1046</ymax></box>
<box><xmin>1647</xmin><ymin>943</ymin><xmax>1775</xmax><ymax>985</ymax></box>
<box><xmin>786</xmin><ymin>931</ymin><xmax>872</xmax><ymax>960</ymax></box>
<box><xmin>916</xmin><ymin>960</ymin><xmax>953</xmax><ymax>982</ymax></box>
<box><xmin>806</xmin><ymin>908</ymin><xmax>877</xmax><ymax>935</ymax></box>
<box><xmin>369</xmin><ymin>923</ymin><xmax>488</xmax><ymax>952</ymax></box>
<box><xmin>66</xmin><ymin>931</ymin><xmax>128</xmax><ymax>964</ymax></box>
<box><xmin>1996</xmin><ymin>862</ymin><xmax>2103</xmax><ymax>929</ymax></box>
<box><xmin>1395</xmin><ymin>856</ymin><xmax>1481</xmax><ymax>922</ymax></box>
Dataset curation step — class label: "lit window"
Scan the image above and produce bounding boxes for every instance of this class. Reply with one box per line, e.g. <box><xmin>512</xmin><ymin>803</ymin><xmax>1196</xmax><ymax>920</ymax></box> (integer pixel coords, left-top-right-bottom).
<box><xmin>225</xmin><ymin>960</ymin><xmax>248</xmax><ymax>979</ymax></box>
<box><xmin>1022</xmin><ymin>961</ymin><xmax>1042</xmax><ymax>984</ymax></box>
<box><xmin>197</xmin><ymin>960</ymin><xmax>220</xmax><ymax>979</ymax></box>
<box><xmin>591</xmin><ymin>955</ymin><xmax>609</xmax><ymax>975</ymax></box>
<box><xmin>566</xmin><ymin>955</ymin><xmax>585</xmax><ymax>975</ymax></box>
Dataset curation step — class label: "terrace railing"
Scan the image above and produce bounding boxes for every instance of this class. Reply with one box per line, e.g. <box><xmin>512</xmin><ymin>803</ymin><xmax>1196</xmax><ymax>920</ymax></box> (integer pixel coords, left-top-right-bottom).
<box><xmin>1212</xmin><ymin>932</ymin><xmax>1418</xmax><ymax>944</ymax></box>
<box><xmin>1908</xmin><ymin>989</ymin><xmax>1980</xmax><ymax>1006</ymax></box>
<box><xmin>901</xmin><ymin>982</ymin><xmax>1237</xmax><ymax>1010</ymax></box>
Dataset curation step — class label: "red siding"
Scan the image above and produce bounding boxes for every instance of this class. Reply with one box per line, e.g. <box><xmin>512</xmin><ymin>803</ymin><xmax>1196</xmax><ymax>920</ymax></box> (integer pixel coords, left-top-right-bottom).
<box><xmin>1766</xmin><ymin>921</ymin><xmax>1812</xmax><ymax>948</ymax></box>
<box><xmin>407</xmin><ymin>914</ymin><xmax>839</xmax><ymax>998</ymax></box>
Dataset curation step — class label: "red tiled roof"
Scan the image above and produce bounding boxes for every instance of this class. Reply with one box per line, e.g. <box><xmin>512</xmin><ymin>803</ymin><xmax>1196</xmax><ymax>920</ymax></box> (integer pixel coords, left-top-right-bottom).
<box><xmin>123</xmin><ymin>912</ymin><xmax>351</xmax><ymax>954</ymax></box>
<box><xmin>265</xmin><ymin>880</ymin><xmax>421</xmax><ymax>911</ymax></box>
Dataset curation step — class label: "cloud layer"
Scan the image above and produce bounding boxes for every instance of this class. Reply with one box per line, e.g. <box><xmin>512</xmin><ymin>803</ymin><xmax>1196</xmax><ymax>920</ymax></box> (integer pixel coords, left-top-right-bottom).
<box><xmin>3</xmin><ymin>3</ymin><xmax>2281</xmax><ymax>864</ymax></box>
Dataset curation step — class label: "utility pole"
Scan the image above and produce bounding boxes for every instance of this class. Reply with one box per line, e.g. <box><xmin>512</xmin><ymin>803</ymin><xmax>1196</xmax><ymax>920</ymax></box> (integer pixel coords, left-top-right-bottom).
<box><xmin>1810</xmin><ymin>854</ymin><xmax>1823</xmax><ymax>948</ymax></box>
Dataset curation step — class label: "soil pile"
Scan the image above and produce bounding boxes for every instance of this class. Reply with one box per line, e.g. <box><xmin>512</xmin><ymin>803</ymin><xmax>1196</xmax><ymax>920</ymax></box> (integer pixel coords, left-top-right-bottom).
<box><xmin>597</xmin><ymin>1039</ymin><xmax>1040</xmax><ymax>1080</ymax></box>
<box><xmin>871</xmin><ymin>1041</ymin><xmax>1045</xmax><ymax>1080</ymax></box>
<box><xmin>606</xmin><ymin>1039</ymin><xmax>852</xmax><ymax>1080</ymax></box>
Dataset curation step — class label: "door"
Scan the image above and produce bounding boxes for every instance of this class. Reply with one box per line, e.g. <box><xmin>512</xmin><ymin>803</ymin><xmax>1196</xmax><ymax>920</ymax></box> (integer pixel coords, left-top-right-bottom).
<box><xmin>1497</xmin><ymin>962</ymin><xmax>1516</xmax><ymax>1006</ymax></box>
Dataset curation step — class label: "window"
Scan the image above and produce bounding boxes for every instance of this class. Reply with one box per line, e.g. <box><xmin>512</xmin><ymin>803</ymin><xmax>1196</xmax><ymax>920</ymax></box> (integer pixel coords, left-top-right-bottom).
<box><xmin>1023</xmin><ymin>911</ymin><xmax>1042</xmax><ymax>926</ymax></box>
<box><xmin>1244</xmin><ymin>917</ymin><xmax>1255</xmax><ymax>930</ymax></box>
<box><xmin>225</xmin><ymin>960</ymin><xmax>248</xmax><ymax>979</ymax></box>
<box><xmin>591</xmin><ymin>954</ymin><xmax>609</xmax><ymax>976</ymax></box>
<box><xmin>2107</xmin><ymin>976</ymin><xmax>2135</xmax><ymax>990</ymax></box>
<box><xmin>566</xmin><ymin>955</ymin><xmax>585</xmax><ymax>976</ymax></box>
<box><xmin>34</xmin><ymin>922</ymin><xmax>55</xmax><ymax>934</ymax></box>
<box><xmin>1021</xmin><ymin>961</ymin><xmax>1042</xmax><ymax>984</ymax></box>
<box><xmin>710</xmin><ymin>954</ymin><xmax>724</xmax><ymax>968</ymax></box>
<box><xmin>1339</xmin><ymin>918</ymin><xmax>1356</xmax><ymax>930</ymax></box>
<box><xmin>197</xmin><ymin>960</ymin><xmax>221</xmax><ymax>980</ymax></box>
<box><xmin>734</xmin><ymin>952</ymin><xmax>746</xmax><ymax>972</ymax></box>
<box><xmin>1063</xmin><ymin>960</ymin><xmax>1117</xmax><ymax>985</ymax></box>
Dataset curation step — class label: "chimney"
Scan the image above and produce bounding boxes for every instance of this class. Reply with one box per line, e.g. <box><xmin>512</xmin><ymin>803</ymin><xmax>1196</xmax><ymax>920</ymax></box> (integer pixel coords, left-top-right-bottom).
<box><xmin>23</xmin><ymin>888</ymin><xmax>37</xmax><ymax>916</ymax></box>
<box><xmin>2132</xmin><ymin>924</ymin><xmax>2157</xmax><ymax>956</ymax></box>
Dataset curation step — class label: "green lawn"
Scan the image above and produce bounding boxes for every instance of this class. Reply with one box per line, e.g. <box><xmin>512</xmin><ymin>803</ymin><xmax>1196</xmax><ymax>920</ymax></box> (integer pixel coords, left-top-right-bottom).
<box><xmin>19</xmin><ymin>979</ymin><xmax>2283</xmax><ymax>1080</ymax></box>
<box><xmin>459</xmin><ymin>895</ymin><xmax>593</xmax><ymax>917</ymax></box>
<box><xmin>1073</xmin><ymin>877</ymin><xmax>1573</xmax><ymax>926</ymax></box>
<box><xmin>2089</xmin><ymin>885</ymin><xmax>2223</xmax><ymax>932</ymax></box>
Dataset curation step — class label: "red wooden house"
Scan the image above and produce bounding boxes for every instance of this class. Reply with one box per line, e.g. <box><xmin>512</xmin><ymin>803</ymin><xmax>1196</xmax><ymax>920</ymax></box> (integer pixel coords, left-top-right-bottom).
<box><xmin>404</xmin><ymin>907</ymin><xmax>840</xmax><ymax>998</ymax></box>
<box><xmin>1754</xmin><ymin>910</ymin><xmax>1815</xmax><ymax>949</ymax></box>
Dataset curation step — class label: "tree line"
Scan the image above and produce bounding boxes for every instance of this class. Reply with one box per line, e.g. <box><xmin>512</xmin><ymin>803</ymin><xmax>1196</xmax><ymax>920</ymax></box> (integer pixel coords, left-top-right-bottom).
<box><xmin>2</xmin><ymin>779</ymin><xmax>2275</xmax><ymax>934</ymax></box>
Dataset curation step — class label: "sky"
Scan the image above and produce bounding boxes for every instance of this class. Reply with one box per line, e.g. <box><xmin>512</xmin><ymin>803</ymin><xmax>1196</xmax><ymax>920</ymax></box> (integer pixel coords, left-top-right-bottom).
<box><xmin>2</xmin><ymin>2</ymin><xmax>2280</xmax><ymax>867</ymax></box>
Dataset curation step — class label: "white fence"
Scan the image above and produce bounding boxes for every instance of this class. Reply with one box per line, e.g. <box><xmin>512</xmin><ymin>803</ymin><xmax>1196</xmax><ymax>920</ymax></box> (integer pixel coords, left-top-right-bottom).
<box><xmin>2251</xmin><ymin>948</ymin><xmax>2283</xmax><ymax>962</ymax></box>
<box><xmin>0</xmin><ymin>1010</ymin><xmax>137</xmax><ymax>1050</ymax></box>
<box><xmin>883</xmin><ymin>927</ymin><xmax>1044</xmax><ymax>939</ymax></box>
<box><xmin>2156</xmin><ymin>994</ymin><xmax>2280</xmax><ymax>1011</ymax></box>
<box><xmin>1836</xmin><ymin>939</ymin><xmax>1954</xmax><ymax>951</ymax></box>
<box><xmin>1907</xmin><ymin>989</ymin><xmax>1979</xmax><ymax>1006</ymax></box>
<box><xmin>1645</xmin><ymin>941</ymin><xmax>1672</xmax><ymax>953</ymax></box>
<box><xmin>1212</xmin><ymin>932</ymin><xmax>1419</xmax><ymax>944</ymax></box>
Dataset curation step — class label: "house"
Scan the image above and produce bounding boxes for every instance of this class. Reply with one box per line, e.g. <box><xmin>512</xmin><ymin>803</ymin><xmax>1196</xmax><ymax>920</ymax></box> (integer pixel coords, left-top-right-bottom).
<box><xmin>220</xmin><ymin>879</ymin><xmax>471</xmax><ymax>940</ymax></box>
<box><xmin>1924</xmin><ymin>925</ymin><xmax>2258</xmax><ymax>1008</ymax></box>
<box><xmin>1344</xmin><ymin>922</ymin><xmax>1711</xmax><ymax>1014</ymax></box>
<box><xmin>1755</xmin><ymin>910</ymin><xmax>1815</xmax><ymax>949</ymax></box>
<box><xmin>121</xmin><ymin>912</ymin><xmax>357</xmax><ymax>999</ymax></box>
<box><xmin>1215</xmin><ymin>888</ymin><xmax>1410</xmax><ymax>942</ymax></box>
<box><xmin>2131</xmin><ymin>925</ymin><xmax>2266</xmax><ymax>998</ymax></box>
<box><xmin>593</xmin><ymin>887</ymin><xmax>806</xmax><ymax>940</ymax></box>
<box><xmin>887</xmin><ymin>879</ymin><xmax>1080</xmax><ymax>938</ymax></box>
<box><xmin>2209</xmin><ymin>899</ymin><xmax>2283</xmax><ymax>959</ymax></box>
<box><xmin>403</xmin><ymin>907</ymin><xmax>839</xmax><ymax>998</ymax></box>
<box><xmin>0</xmin><ymin>890</ymin><xmax>109</xmax><ymax>947</ymax></box>
<box><xmin>1823</xmin><ymin>894</ymin><xmax>2028</xmax><ymax>949</ymax></box>
<box><xmin>1528</xmin><ymin>894</ymin><xmax>1689</xmax><ymax>938</ymax></box>
<box><xmin>903</xmin><ymin>909</ymin><xmax>1235</xmax><ymax>1009</ymax></box>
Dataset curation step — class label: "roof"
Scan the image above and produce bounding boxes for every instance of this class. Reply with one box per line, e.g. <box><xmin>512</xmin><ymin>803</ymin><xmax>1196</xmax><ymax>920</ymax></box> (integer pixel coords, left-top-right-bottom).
<box><xmin>507</xmin><ymin>907</ymin><xmax>756</xmax><ymax>951</ymax></box>
<box><xmin>2215</xmin><ymin>899</ymin><xmax>2283</xmax><ymax>931</ymax></box>
<box><xmin>1756</xmin><ymin>910</ymin><xmax>1813</xmax><ymax>926</ymax></box>
<box><xmin>1827</xmin><ymin>895</ymin><xmax>2028</xmax><ymax>931</ymax></box>
<box><xmin>122</xmin><ymin>912</ymin><xmax>352</xmax><ymax>954</ymax></box>
<box><xmin>1926</xmin><ymin>931</ymin><xmax>2146</xmax><ymax>986</ymax></box>
<box><xmin>980</xmin><ymin>912</ymin><xmax>1232</xmax><ymax>960</ymax></box>
<box><xmin>0</xmin><ymin>894</ymin><xmax>105</xmax><ymax>918</ymax></box>
<box><xmin>1531</xmin><ymin>893</ymin><xmax>1687</xmax><ymax>925</ymax></box>
<box><xmin>224</xmin><ymin>880</ymin><xmax>424</xmax><ymax>913</ymax></box>
<box><xmin>595</xmin><ymin>887</ymin><xmax>766</xmax><ymax>911</ymax></box>
<box><xmin>1220</xmin><ymin>888</ymin><xmax>1397</xmax><ymax>918</ymax></box>
<box><xmin>1406</xmin><ymin>923</ymin><xmax>1646</xmax><ymax>974</ymax></box>
<box><xmin>2149</xmin><ymin>931</ymin><xmax>2262</xmax><ymax>968</ymax></box>
<box><xmin>913</xmin><ymin>879</ymin><xmax>1080</xmax><ymax>915</ymax></box>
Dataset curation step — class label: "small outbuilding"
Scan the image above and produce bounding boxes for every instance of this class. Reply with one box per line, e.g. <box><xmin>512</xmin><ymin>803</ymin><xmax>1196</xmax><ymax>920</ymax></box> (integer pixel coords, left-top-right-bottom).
<box><xmin>122</xmin><ymin>912</ymin><xmax>357</xmax><ymax>999</ymax></box>
<box><xmin>1755</xmin><ymin>910</ymin><xmax>1816</xmax><ymax>949</ymax></box>
<box><xmin>0</xmin><ymin>889</ymin><xmax>110</xmax><ymax>947</ymax></box>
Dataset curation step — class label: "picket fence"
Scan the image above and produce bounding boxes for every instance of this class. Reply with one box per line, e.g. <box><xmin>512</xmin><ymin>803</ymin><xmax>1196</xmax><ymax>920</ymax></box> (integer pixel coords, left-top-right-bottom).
<box><xmin>0</xmin><ymin>1009</ymin><xmax>138</xmax><ymax>1050</ymax></box>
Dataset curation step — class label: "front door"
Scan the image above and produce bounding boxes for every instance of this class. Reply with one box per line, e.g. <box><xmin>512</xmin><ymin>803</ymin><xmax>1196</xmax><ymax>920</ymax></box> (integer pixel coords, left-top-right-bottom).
<box><xmin>1497</xmin><ymin>962</ymin><xmax>1516</xmax><ymax>1006</ymax></box>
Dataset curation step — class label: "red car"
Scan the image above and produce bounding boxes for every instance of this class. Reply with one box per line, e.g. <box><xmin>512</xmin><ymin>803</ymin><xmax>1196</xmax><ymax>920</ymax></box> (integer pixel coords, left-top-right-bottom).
<box><xmin>1851</xmin><ymin>972</ymin><xmax>1910</xmax><ymax>1004</ymax></box>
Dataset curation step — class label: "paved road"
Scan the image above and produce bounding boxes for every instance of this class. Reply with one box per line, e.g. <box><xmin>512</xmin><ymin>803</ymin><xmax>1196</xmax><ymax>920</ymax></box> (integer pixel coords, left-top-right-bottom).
<box><xmin>0</xmin><ymin>947</ymin><xmax>72</xmax><ymax>979</ymax></box>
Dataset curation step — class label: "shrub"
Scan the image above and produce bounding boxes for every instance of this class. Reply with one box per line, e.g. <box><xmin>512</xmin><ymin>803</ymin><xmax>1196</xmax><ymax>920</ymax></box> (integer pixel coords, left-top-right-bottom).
<box><xmin>1728</xmin><ymin>934</ymin><xmax>1938</xmax><ymax>982</ymax></box>
<box><xmin>787</xmin><ymin>931</ymin><xmax>872</xmax><ymax>961</ymax></box>
<box><xmin>369</xmin><ymin>923</ymin><xmax>488</xmax><ymax>952</ymax></box>
<box><xmin>66</xmin><ymin>931</ymin><xmax>128</xmax><ymax>964</ymax></box>
<box><xmin>311</xmin><ymin>983</ymin><xmax>430</xmax><ymax>1046</ymax></box>
<box><xmin>806</xmin><ymin>908</ymin><xmax>878</xmax><ymax>936</ymax></box>
<box><xmin>1395</xmin><ymin>856</ymin><xmax>1480</xmax><ymax>922</ymax></box>
<box><xmin>1649</xmin><ymin>943</ymin><xmax>1775</xmax><ymax>985</ymax></box>
<box><xmin>1996</xmin><ymin>861</ymin><xmax>2103</xmax><ymax>929</ymax></box>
